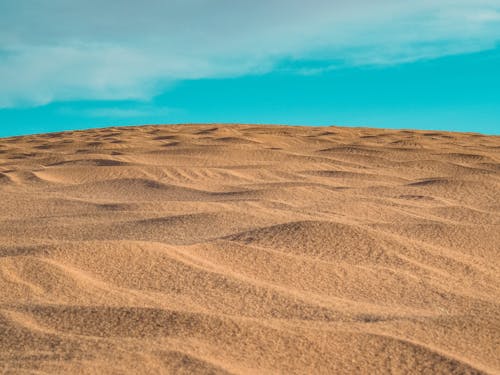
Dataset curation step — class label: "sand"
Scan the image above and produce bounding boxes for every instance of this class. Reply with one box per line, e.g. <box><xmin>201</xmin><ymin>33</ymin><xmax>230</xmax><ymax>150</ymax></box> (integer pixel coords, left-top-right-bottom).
<box><xmin>0</xmin><ymin>124</ymin><xmax>499</xmax><ymax>374</ymax></box>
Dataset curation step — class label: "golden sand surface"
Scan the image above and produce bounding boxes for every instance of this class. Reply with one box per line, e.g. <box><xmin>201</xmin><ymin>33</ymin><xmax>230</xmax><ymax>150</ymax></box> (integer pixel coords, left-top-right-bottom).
<box><xmin>0</xmin><ymin>124</ymin><xmax>499</xmax><ymax>374</ymax></box>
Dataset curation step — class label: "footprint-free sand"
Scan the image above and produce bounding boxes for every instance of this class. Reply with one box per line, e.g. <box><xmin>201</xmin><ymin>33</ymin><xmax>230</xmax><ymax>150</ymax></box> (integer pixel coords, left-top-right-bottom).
<box><xmin>1</xmin><ymin>124</ymin><xmax>499</xmax><ymax>374</ymax></box>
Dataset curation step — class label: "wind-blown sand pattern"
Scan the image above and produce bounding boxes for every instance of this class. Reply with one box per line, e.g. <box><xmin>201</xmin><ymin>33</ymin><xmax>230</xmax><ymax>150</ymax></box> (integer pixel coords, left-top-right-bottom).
<box><xmin>0</xmin><ymin>124</ymin><xmax>499</xmax><ymax>374</ymax></box>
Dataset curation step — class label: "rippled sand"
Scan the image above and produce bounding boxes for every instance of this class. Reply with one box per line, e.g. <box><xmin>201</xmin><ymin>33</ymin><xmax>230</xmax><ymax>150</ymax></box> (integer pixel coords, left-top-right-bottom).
<box><xmin>1</xmin><ymin>124</ymin><xmax>499</xmax><ymax>374</ymax></box>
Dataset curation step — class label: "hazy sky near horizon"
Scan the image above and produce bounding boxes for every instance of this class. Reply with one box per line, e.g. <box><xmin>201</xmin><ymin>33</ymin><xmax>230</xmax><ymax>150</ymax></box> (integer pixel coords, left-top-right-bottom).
<box><xmin>1</xmin><ymin>0</ymin><xmax>500</xmax><ymax>136</ymax></box>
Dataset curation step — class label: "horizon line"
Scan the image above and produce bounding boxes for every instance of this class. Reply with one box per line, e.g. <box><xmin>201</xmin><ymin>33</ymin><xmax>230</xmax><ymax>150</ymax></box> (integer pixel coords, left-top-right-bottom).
<box><xmin>2</xmin><ymin>122</ymin><xmax>498</xmax><ymax>140</ymax></box>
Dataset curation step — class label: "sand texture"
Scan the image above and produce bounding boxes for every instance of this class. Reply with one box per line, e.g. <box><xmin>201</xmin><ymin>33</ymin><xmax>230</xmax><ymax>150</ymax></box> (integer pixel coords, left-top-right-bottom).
<box><xmin>0</xmin><ymin>124</ymin><xmax>499</xmax><ymax>374</ymax></box>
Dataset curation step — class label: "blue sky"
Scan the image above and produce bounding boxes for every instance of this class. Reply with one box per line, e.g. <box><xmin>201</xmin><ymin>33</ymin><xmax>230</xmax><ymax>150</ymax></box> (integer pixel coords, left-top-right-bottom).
<box><xmin>1</xmin><ymin>1</ymin><xmax>500</xmax><ymax>137</ymax></box>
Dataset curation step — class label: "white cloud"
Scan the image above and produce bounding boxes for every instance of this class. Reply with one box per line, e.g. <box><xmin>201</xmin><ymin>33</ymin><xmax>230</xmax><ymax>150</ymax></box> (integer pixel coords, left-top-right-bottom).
<box><xmin>469</xmin><ymin>10</ymin><xmax>500</xmax><ymax>21</ymax></box>
<box><xmin>1</xmin><ymin>0</ymin><xmax>499</xmax><ymax>108</ymax></box>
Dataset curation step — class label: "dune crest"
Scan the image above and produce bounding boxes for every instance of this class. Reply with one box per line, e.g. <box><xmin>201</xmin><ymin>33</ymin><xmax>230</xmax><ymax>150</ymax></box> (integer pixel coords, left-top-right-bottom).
<box><xmin>1</xmin><ymin>124</ymin><xmax>499</xmax><ymax>374</ymax></box>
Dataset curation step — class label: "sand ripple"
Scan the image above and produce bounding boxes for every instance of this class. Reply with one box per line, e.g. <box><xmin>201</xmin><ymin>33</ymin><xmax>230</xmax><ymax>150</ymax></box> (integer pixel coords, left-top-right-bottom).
<box><xmin>0</xmin><ymin>124</ymin><xmax>499</xmax><ymax>374</ymax></box>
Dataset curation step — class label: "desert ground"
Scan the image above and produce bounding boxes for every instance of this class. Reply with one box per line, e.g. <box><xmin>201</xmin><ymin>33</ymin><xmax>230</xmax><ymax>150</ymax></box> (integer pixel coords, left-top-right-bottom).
<box><xmin>0</xmin><ymin>124</ymin><xmax>499</xmax><ymax>374</ymax></box>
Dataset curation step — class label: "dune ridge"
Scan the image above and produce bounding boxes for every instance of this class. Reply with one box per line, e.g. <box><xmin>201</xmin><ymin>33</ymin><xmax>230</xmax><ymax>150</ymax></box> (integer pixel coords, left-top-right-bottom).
<box><xmin>0</xmin><ymin>124</ymin><xmax>499</xmax><ymax>374</ymax></box>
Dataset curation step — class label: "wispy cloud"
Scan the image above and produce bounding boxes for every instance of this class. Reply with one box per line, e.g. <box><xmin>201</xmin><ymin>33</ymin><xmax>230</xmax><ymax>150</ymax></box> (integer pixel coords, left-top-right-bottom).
<box><xmin>1</xmin><ymin>0</ymin><xmax>499</xmax><ymax>108</ymax></box>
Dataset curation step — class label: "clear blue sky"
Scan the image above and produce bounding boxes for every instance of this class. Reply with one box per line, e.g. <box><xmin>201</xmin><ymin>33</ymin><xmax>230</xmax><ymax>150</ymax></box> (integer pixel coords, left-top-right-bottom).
<box><xmin>1</xmin><ymin>1</ymin><xmax>499</xmax><ymax>137</ymax></box>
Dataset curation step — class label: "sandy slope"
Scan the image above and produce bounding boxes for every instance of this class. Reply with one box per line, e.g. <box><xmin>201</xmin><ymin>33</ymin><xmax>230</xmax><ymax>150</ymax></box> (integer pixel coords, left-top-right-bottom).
<box><xmin>0</xmin><ymin>124</ymin><xmax>499</xmax><ymax>374</ymax></box>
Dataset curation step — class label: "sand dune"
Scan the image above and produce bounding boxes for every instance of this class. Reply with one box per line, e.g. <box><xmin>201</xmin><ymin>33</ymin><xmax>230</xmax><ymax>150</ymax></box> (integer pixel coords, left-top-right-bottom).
<box><xmin>0</xmin><ymin>124</ymin><xmax>499</xmax><ymax>374</ymax></box>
